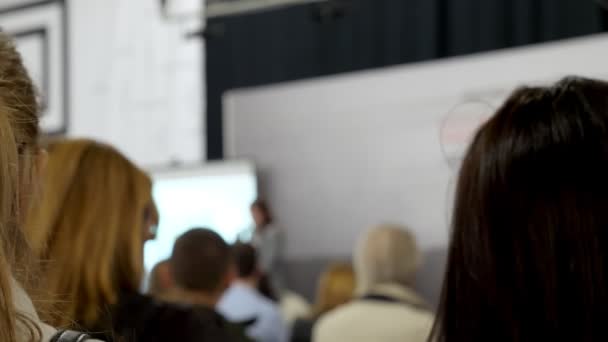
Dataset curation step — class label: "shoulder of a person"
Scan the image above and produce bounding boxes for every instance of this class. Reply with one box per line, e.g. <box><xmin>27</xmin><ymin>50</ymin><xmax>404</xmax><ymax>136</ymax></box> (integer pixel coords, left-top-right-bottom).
<box><xmin>358</xmin><ymin>298</ymin><xmax>435</xmax><ymax>323</ymax></box>
<box><xmin>13</xmin><ymin>282</ymin><xmax>102</xmax><ymax>342</ymax></box>
<box><xmin>336</xmin><ymin>299</ymin><xmax>435</xmax><ymax>334</ymax></box>
<box><xmin>412</xmin><ymin>309</ymin><xmax>435</xmax><ymax>330</ymax></box>
<box><xmin>292</xmin><ymin>318</ymin><xmax>315</xmax><ymax>336</ymax></box>
<box><xmin>314</xmin><ymin>302</ymin><xmax>433</xmax><ymax>341</ymax></box>
<box><xmin>113</xmin><ymin>293</ymin><xmax>214</xmax><ymax>341</ymax></box>
<box><xmin>312</xmin><ymin>310</ymin><xmax>343</xmax><ymax>342</ymax></box>
<box><xmin>312</xmin><ymin>303</ymin><xmax>355</xmax><ymax>335</ymax></box>
<box><xmin>252</xmin><ymin>299</ymin><xmax>285</xmax><ymax>335</ymax></box>
<box><xmin>255</xmin><ymin>293</ymin><xmax>282</xmax><ymax>315</ymax></box>
<box><xmin>11</xmin><ymin>278</ymin><xmax>59</xmax><ymax>342</ymax></box>
<box><xmin>113</xmin><ymin>292</ymin><xmax>173</xmax><ymax>320</ymax></box>
<box><xmin>315</xmin><ymin>300</ymin><xmax>413</xmax><ymax>333</ymax></box>
<box><xmin>312</xmin><ymin>303</ymin><xmax>361</xmax><ymax>341</ymax></box>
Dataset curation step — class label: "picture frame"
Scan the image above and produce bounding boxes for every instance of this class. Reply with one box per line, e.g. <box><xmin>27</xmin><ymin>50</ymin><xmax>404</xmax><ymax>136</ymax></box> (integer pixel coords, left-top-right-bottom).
<box><xmin>0</xmin><ymin>0</ymin><xmax>68</xmax><ymax>135</ymax></box>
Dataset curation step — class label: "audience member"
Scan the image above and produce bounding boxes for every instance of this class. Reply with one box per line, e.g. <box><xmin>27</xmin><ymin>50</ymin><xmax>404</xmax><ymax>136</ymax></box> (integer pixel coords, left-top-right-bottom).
<box><xmin>218</xmin><ymin>243</ymin><xmax>288</xmax><ymax>342</ymax></box>
<box><xmin>279</xmin><ymin>291</ymin><xmax>311</xmax><ymax>325</ymax></box>
<box><xmin>240</xmin><ymin>199</ymin><xmax>284</xmax><ymax>297</ymax></box>
<box><xmin>291</xmin><ymin>263</ymin><xmax>355</xmax><ymax>342</ymax></box>
<box><xmin>166</xmin><ymin>228</ymin><xmax>252</xmax><ymax>341</ymax></box>
<box><xmin>431</xmin><ymin>77</ymin><xmax>608</xmax><ymax>341</ymax></box>
<box><xmin>0</xmin><ymin>33</ymin><xmax>100</xmax><ymax>341</ymax></box>
<box><xmin>25</xmin><ymin>138</ymin><xmax>215</xmax><ymax>341</ymax></box>
<box><xmin>147</xmin><ymin>259</ymin><xmax>173</xmax><ymax>299</ymax></box>
<box><xmin>313</xmin><ymin>225</ymin><xmax>433</xmax><ymax>342</ymax></box>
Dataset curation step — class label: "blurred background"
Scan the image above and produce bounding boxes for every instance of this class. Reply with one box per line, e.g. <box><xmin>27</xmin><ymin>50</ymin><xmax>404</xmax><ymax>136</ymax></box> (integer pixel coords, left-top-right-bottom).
<box><xmin>2</xmin><ymin>0</ymin><xmax>608</xmax><ymax>307</ymax></box>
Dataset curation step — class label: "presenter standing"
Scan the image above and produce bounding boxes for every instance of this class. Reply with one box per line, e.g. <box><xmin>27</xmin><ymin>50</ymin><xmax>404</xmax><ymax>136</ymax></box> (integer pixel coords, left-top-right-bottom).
<box><xmin>241</xmin><ymin>199</ymin><xmax>284</xmax><ymax>298</ymax></box>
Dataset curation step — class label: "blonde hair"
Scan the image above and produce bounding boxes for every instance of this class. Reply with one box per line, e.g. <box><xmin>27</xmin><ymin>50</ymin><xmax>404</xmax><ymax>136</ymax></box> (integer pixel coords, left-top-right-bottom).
<box><xmin>26</xmin><ymin>139</ymin><xmax>155</xmax><ymax>329</ymax></box>
<box><xmin>0</xmin><ymin>33</ymin><xmax>43</xmax><ymax>341</ymax></box>
<box><xmin>312</xmin><ymin>263</ymin><xmax>355</xmax><ymax>317</ymax></box>
<box><xmin>354</xmin><ymin>224</ymin><xmax>421</xmax><ymax>295</ymax></box>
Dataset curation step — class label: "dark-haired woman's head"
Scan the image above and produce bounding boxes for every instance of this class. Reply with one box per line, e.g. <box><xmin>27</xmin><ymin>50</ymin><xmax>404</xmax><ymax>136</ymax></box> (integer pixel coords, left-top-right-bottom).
<box><xmin>433</xmin><ymin>77</ymin><xmax>608</xmax><ymax>342</ymax></box>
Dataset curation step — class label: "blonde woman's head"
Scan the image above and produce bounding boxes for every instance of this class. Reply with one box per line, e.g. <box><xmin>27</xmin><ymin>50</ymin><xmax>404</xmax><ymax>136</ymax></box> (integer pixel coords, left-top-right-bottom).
<box><xmin>354</xmin><ymin>224</ymin><xmax>420</xmax><ymax>294</ymax></box>
<box><xmin>26</xmin><ymin>138</ymin><xmax>156</xmax><ymax>329</ymax></box>
<box><xmin>0</xmin><ymin>32</ymin><xmax>44</xmax><ymax>341</ymax></box>
<box><xmin>313</xmin><ymin>263</ymin><xmax>355</xmax><ymax>317</ymax></box>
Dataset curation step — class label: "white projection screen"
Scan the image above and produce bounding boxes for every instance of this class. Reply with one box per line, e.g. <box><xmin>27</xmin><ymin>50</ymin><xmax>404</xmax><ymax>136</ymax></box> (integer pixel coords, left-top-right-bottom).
<box><xmin>223</xmin><ymin>33</ymin><xmax>608</xmax><ymax>305</ymax></box>
<box><xmin>144</xmin><ymin>161</ymin><xmax>257</xmax><ymax>274</ymax></box>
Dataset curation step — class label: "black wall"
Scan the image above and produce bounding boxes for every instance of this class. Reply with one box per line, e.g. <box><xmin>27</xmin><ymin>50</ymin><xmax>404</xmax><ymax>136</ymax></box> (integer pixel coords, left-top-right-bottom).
<box><xmin>205</xmin><ymin>0</ymin><xmax>608</xmax><ymax>159</ymax></box>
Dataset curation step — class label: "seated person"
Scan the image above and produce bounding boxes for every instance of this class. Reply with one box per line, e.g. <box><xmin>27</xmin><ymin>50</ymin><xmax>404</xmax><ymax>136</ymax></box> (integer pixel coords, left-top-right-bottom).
<box><xmin>240</xmin><ymin>199</ymin><xmax>284</xmax><ymax>299</ymax></box>
<box><xmin>279</xmin><ymin>290</ymin><xmax>311</xmax><ymax>325</ymax></box>
<box><xmin>167</xmin><ymin>228</ymin><xmax>253</xmax><ymax>341</ymax></box>
<box><xmin>291</xmin><ymin>263</ymin><xmax>355</xmax><ymax>342</ymax></box>
<box><xmin>147</xmin><ymin>259</ymin><xmax>173</xmax><ymax>300</ymax></box>
<box><xmin>0</xmin><ymin>33</ymin><xmax>101</xmax><ymax>342</ymax></box>
<box><xmin>218</xmin><ymin>244</ymin><xmax>288</xmax><ymax>342</ymax></box>
<box><xmin>25</xmin><ymin>139</ymin><xmax>231</xmax><ymax>342</ymax></box>
<box><xmin>432</xmin><ymin>77</ymin><xmax>608</xmax><ymax>341</ymax></box>
<box><xmin>313</xmin><ymin>225</ymin><xmax>434</xmax><ymax>342</ymax></box>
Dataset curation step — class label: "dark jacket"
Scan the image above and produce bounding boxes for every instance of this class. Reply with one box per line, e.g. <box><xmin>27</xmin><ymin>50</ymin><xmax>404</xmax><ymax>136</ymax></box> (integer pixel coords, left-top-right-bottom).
<box><xmin>290</xmin><ymin>318</ymin><xmax>316</xmax><ymax>342</ymax></box>
<box><xmin>88</xmin><ymin>292</ymin><xmax>251</xmax><ymax>342</ymax></box>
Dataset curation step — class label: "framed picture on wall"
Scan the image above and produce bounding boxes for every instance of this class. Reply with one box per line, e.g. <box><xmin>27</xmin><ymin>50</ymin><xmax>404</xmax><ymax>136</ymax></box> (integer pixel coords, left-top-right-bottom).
<box><xmin>0</xmin><ymin>0</ymin><xmax>68</xmax><ymax>135</ymax></box>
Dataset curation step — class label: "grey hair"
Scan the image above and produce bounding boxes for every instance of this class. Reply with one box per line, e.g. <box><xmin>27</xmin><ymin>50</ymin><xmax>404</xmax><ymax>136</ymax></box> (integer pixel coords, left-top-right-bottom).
<box><xmin>354</xmin><ymin>224</ymin><xmax>421</xmax><ymax>294</ymax></box>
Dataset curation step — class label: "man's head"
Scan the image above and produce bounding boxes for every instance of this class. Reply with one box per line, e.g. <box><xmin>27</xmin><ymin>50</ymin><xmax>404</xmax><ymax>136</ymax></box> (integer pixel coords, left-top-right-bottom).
<box><xmin>148</xmin><ymin>259</ymin><xmax>173</xmax><ymax>297</ymax></box>
<box><xmin>232</xmin><ymin>243</ymin><xmax>260</xmax><ymax>281</ymax></box>
<box><xmin>354</xmin><ymin>224</ymin><xmax>420</xmax><ymax>294</ymax></box>
<box><xmin>170</xmin><ymin>228</ymin><xmax>233</xmax><ymax>296</ymax></box>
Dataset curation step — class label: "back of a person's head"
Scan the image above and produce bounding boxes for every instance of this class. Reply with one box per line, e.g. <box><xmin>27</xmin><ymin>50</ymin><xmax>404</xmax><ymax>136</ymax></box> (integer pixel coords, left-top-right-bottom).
<box><xmin>354</xmin><ymin>224</ymin><xmax>419</xmax><ymax>294</ymax></box>
<box><xmin>433</xmin><ymin>77</ymin><xmax>608</xmax><ymax>342</ymax></box>
<box><xmin>170</xmin><ymin>228</ymin><xmax>232</xmax><ymax>293</ymax></box>
<box><xmin>0</xmin><ymin>32</ymin><xmax>43</xmax><ymax>342</ymax></box>
<box><xmin>232</xmin><ymin>243</ymin><xmax>258</xmax><ymax>279</ymax></box>
<box><xmin>313</xmin><ymin>263</ymin><xmax>355</xmax><ymax>317</ymax></box>
<box><xmin>26</xmin><ymin>138</ymin><xmax>155</xmax><ymax>328</ymax></box>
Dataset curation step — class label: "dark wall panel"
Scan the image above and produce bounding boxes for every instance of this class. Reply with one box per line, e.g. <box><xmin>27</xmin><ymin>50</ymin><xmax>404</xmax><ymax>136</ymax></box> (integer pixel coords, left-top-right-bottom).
<box><xmin>206</xmin><ymin>0</ymin><xmax>607</xmax><ymax>159</ymax></box>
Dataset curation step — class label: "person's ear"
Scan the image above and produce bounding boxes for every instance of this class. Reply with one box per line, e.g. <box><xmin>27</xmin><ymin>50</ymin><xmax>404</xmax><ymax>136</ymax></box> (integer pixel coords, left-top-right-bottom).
<box><xmin>224</xmin><ymin>264</ymin><xmax>237</xmax><ymax>288</ymax></box>
<box><xmin>161</xmin><ymin>264</ymin><xmax>174</xmax><ymax>290</ymax></box>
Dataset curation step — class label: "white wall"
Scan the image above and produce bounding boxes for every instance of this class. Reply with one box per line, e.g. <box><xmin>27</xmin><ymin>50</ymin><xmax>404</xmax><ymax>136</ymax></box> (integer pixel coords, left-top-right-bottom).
<box><xmin>224</xmin><ymin>33</ymin><xmax>608</xmax><ymax>304</ymax></box>
<box><xmin>0</xmin><ymin>0</ymin><xmax>205</xmax><ymax>166</ymax></box>
<box><xmin>224</xmin><ymin>33</ymin><xmax>608</xmax><ymax>259</ymax></box>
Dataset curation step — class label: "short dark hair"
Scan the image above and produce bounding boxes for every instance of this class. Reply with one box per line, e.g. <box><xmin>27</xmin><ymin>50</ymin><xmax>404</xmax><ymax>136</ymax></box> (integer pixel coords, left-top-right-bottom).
<box><xmin>170</xmin><ymin>228</ymin><xmax>231</xmax><ymax>292</ymax></box>
<box><xmin>233</xmin><ymin>243</ymin><xmax>258</xmax><ymax>278</ymax></box>
<box><xmin>432</xmin><ymin>77</ymin><xmax>608</xmax><ymax>341</ymax></box>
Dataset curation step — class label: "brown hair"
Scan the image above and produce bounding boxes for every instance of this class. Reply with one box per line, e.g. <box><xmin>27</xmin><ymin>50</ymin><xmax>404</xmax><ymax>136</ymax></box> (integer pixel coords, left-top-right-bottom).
<box><xmin>233</xmin><ymin>243</ymin><xmax>258</xmax><ymax>278</ymax></box>
<box><xmin>26</xmin><ymin>139</ymin><xmax>154</xmax><ymax>329</ymax></box>
<box><xmin>0</xmin><ymin>32</ymin><xmax>43</xmax><ymax>342</ymax></box>
<box><xmin>432</xmin><ymin>77</ymin><xmax>608</xmax><ymax>341</ymax></box>
<box><xmin>170</xmin><ymin>228</ymin><xmax>232</xmax><ymax>292</ymax></box>
<box><xmin>251</xmin><ymin>199</ymin><xmax>273</xmax><ymax>225</ymax></box>
<box><xmin>312</xmin><ymin>263</ymin><xmax>355</xmax><ymax>317</ymax></box>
